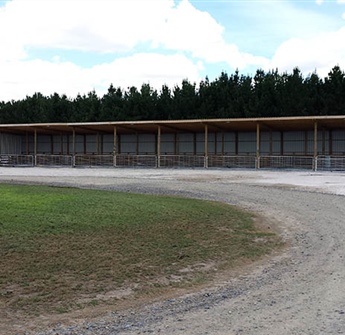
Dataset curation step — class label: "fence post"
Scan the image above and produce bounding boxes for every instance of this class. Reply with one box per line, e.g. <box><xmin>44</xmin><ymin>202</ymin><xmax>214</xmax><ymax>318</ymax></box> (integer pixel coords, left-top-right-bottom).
<box><xmin>204</xmin><ymin>155</ymin><xmax>208</xmax><ymax>169</ymax></box>
<box><xmin>256</xmin><ymin>156</ymin><xmax>261</xmax><ymax>169</ymax></box>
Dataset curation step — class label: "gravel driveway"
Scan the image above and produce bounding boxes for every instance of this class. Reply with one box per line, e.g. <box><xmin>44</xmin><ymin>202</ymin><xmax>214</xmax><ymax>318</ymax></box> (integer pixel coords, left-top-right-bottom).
<box><xmin>1</xmin><ymin>168</ymin><xmax>345</xmax><ymax>335</ymax></box>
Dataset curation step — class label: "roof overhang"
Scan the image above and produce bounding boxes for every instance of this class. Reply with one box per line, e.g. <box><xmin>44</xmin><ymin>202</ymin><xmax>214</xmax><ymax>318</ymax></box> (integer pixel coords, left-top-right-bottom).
<box><xmin>1</xmin><ymin>116</ymin><xmax>345</xmax><ymax>135</ymax></box>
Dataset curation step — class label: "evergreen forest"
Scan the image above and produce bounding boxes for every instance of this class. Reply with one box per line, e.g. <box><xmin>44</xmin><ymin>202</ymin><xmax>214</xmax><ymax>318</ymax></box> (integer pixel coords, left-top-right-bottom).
<box><xmin>1</xmin><ymin>66</ymin><xmax>344</xmax><ymax>124</ymax></box>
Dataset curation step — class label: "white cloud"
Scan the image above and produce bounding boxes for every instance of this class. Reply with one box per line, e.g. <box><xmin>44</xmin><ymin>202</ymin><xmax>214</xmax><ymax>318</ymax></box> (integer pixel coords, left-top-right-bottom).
<box><xmin>0</xmin><ymin>0</ymin><xmax>175</xmax><ymax>56</ymax></box>
<box><xmin>0</xmin><ymin>0</ymin><xmax>271</xmax><ymax>102</ymax></box>
<box><xmin>269</xmin><ymin>26</ymin><xmax>345</xmax><ymax>78</ymax></box>
<box><xmin>91</xmin><ymin>53</ymin><xmax>203</xmax><ymax>91</ymax></box>
<box><xmin>1</xmin><ymin>0</ymin><xmax>344</xmax><ymax>103</ymax></box>
<box><xmin>0</xmin><ymin>53</ymin><xmax>202</xmax><ymax>101</ymax></box>
<box><xmin>153</xmin><ymin>0</ymin><xmax>268</xmax><ymax>69</ymax></box>
<box><xmin>0</xmin><ymin>0</ymin><xmax>267</xmax><ymax>66</ymax></box>
<box><xmin>0</xmin><ymin>59</ymin><xmax>89</xmax><ymax>100</ymax></box>
<box><xmin>316</xmin><ymin>0</ymin><xmax>324</xmax><ymax>5</ymax></box>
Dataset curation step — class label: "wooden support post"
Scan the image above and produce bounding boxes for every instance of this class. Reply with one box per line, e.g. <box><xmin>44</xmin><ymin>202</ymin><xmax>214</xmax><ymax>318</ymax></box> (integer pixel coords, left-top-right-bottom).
<box><xmin>0</xmin><ymin>132</ymin><xmax>2</xmax><ymax>155</ymax></box>
<box><xmin>72</xmin><ymin>128</ymin><xmax>76</xmax><ymax>155</ymax></box>
<box><xmin>113</xmin><ymin>126</ymin><xmax>117</xmax><ymax>167</ymax></box>
<box><xmin>256</xmin><ymin>123</ymin><xmax>260</xmax><ymax>169</ymax></box>
<box><xmin>193</xmin><ymin>133</ymin><xmax>197</xmax><ymax>155</ymax></box>
<box><xmin>280</xmin><ymin>131</ymin><xmax>284</xmax><ymax>156</ymax></box>
<box><xmin>214</xmin><ymin>132</ymin><xmax>217</xmax><ymax>155</ymax></box>
<box><xmin>204</xmin><ymin>124</ymin><xmax>208</xmax><ymax>168</ymax></box>
<box><xmin>313</xmin><ymin>122</ymin><xmax>318</xmax><ymax>157</ymax></box>
<box><xmin>136</xmin><ymin>133</ymin><xmax>139</xmax><ymax>155</ymax></box>
<box><xmin>72</xmin><ymin>128</ymin><xmax>76</xmax><ymax>167</ymax></box>
<box><xmin>34</xmin><ymin>129</ymin><xmax>37</xmax><ymax>166</ymax></box>
<box><xmin>221</xmin><ymin>131</ymin><xmax>225</xmax><ymax>155</ymax></box>
<box><xmin>83</xmin><ymin>134</ymin><xmax>87</xmax><ymax>154</ymax></box>
<box><xmin>313</xmin><ymin>121</ymin><xmax>318</xmax><ymax>170</ymax></box>
<box><xmin>157</xmin><ymin>125</ymin><xmax>161</xmax><ymax>168</ymax></box>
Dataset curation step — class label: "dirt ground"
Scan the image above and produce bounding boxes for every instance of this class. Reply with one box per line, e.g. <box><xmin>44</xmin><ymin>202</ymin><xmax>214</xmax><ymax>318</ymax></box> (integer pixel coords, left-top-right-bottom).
<box><xmin>1</xmin><ymin>167</ymin><xmax>345</xmax><ymax>335</ymax></box>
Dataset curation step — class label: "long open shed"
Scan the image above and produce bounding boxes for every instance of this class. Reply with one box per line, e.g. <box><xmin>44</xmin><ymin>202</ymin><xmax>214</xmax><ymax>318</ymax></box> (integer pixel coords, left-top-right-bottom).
<box><xmin>1</xmin><ymin>115</ymin><xmax>345</xmax><ymax>171</ymax></box>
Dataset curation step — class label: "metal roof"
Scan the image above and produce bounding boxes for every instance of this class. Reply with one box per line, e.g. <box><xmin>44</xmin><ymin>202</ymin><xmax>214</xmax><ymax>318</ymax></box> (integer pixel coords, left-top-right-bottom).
<box><xmin>1</xmin><ymin>115</ymin><xmax>345</xmax><ymax>135</ymax></box>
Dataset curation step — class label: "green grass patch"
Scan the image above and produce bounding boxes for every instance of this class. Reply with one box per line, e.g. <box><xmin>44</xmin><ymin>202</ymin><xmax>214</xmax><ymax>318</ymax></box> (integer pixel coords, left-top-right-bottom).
<box><xmin>0</xmin><ymin>183</ymin><xmax>282</xmax><ymax>316</ymax></box>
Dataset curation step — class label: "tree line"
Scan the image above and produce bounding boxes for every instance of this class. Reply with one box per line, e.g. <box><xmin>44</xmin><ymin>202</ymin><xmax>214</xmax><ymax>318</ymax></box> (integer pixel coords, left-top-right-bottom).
<box><xmin>0</xmin><ymin>66</ymin><xmax>344</xmax><ymax>124</ymax></box>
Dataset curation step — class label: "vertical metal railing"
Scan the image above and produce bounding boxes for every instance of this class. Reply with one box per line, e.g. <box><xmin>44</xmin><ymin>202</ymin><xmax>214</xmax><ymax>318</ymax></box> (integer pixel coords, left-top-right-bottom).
<box><xmin>0</xmin><ymin>154</ymin><xmax>34</xmax><ymax>167</ymax></box>
<box><xmin>2</xmin><ymin>154</ymin><xmax>345</xmax><ymax>171</ymax></box>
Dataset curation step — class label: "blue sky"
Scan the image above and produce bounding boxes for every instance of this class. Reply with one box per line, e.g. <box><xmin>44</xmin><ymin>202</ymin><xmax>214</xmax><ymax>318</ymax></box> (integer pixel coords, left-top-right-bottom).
<box><xmin>0</xmin><ymin>0</ymin><xmax>345</xmax><ymax>102</ymax></box>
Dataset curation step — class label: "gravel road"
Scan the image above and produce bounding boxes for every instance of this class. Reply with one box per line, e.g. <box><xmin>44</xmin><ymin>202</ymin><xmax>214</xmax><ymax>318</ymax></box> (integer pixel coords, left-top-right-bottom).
<box><xmin>1</xmin><ymin>168</ymin><xmax>345</xmax><ymax>335</ymax></box>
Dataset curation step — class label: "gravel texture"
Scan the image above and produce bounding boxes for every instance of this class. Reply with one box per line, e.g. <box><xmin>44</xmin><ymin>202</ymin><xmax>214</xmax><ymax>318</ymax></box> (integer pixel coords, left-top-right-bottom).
<box><xmin>1</xmin><ymin>168</ymin><xmax>345</xmax><ymax>335</ymax></box>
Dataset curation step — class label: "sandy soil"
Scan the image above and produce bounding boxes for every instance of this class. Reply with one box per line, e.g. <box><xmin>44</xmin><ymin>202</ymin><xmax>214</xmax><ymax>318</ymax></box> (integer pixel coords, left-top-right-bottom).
<box><xmin>1</xmin><ymin>167</ymin><xmax>345</xmax><ymax>335</ymax></box>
